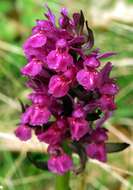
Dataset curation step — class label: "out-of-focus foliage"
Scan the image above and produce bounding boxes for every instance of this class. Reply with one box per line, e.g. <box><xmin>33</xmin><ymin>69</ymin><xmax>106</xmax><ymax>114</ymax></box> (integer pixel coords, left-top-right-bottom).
<box><xmin>0</xmin><ymin>0</ymin><xmax>132</xmax><ymax>190</ymax></box>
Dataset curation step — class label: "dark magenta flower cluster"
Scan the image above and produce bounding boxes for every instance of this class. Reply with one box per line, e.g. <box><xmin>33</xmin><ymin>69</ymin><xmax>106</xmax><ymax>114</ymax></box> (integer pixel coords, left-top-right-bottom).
<box><xmin>15</xmin><ymin>7</ymin><xmax>118</xmax><ymax>175</ymax></box>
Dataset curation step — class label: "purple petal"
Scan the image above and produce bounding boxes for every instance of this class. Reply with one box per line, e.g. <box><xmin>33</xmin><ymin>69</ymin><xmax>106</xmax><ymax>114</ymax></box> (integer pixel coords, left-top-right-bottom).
<box><xmin>61</xmin><ymin>8</ymin><xmax>68</xmax><ymax>16</ymax></box>
<box><xmin>68</xmin><ymin>36</ymin><xmax>85</xmax><ymax>46</ymax></box>
<box><xmin>100</xmin><ymin>62</ymin><xmax>113</xmax><ymax>83</ymax></box>
<box><xmin>48</xmin><ymin>75</ymin><xmax>69</xmax><ymax>97</ymax></box>
<box><xmin>99</xmin><ymin>95</ymin><xmax>116</xmax><ymax>111</ymax></box>
<box><xmin>37</xmin><ymin>125</ymin><xmax>62</xmax><ymax>144</ymax></box>
<box><xmin>36</xmin><ymin>119</ymin><xmax>67</xmax><ymax>144</ymax></box>
<box><xmin>59</xmin><ymin>8</ymin><xmax>69</xmax><ymax>29</ymax></box>
<box><xmin>21</xmin><ymin>106</ymin><xmax>33</xmax><ymax>124</ymax></box>
<box><xmin>100</xmin><ymin>83</ymin><xmax>119</xmax><ymax>95</ymax></box>
<box><xmin>86</xmin><ymin>143</ymin><xmax>107</xmax><ymax>162</ymax></box>
<box><xmin>24</xmin><ymin>33</ymin><xmax>47</xmax><ymax>48</ymax></box>
<box><xmin>44</xmin><ymin>5</ymin><xmax>55</xmax><ymax>25</ymax></box>
<box><xmin>48</xmin><ymin>154</ymin><xmax>73</xmax><ymax>175</ymax></box>
<box><xmin>56</xmin><ymin>118</ymin><xmax>68</xmax><ymax>130</ymax></box>
<box><xmin>30</xmin><ymin>106</ymin><xmax>51</xmax><ymax>126</ymax></box>
<box><xmin>76</xmin><ymin>69</ymin><xmax>98</xmax><ymax>90</ymax></box>
<box><xmin>47</xmin><ymin>50</ymin><xmax>73</xmax><ymax>72</ymax></box>
<box><xmin>23</xmin><ymin>45</ymin><xmax>47</xmax><ymax>62</ymax></box>
<box><xmin>97</xmin><ymin>52</ymin><xmax>117</xmax><ymax>59</ymax></box>
<box><xmin>68</xmin><ymin>117</ymin><xmax>89</xmax><ymax>140</ymax></box>
<box><xmin>15</xmin><ymin>125</ymin><xmax>32</xmax><ymax>141</ymax></box>
<box><xmin>56</xmin><ymin>39</ymin><xmax>68</xmax><ymax>51</ymax></box>
<box><xmin>21</xmin><ymin>59</ymin><xmax>42</xmax><ymax>77</ymax></box>
<box><xmin>22</xmin><ymin>106</ymin><xmax>51</xmax><ymax>126</ymax></box>
<box><xmin>73</xmin><ymin>12</ymin><xmax>81</xmax><ymax>26</ymax></box>
<box><xmin>84</xmin><ymin>56</ymin><xmax>100</xmax><ymax>68</ymax></box>
<box><xmin>91</xmin><ymin>128</ymin><xmax>108</xmax><ymax>142</ymax></box>
<box><xmin>34</xmin><ymin>20</ymin><xmax>53</xmax><ymax>32</ymax></box>
<box><xmin>63</xmin><ymin>65</ymin><xmax>77</xmax><ymax>80</ymax></box>
<box><xmin>72</xmin><ymin>104</ymin><xmax>85</xmax><ymax>118</ymax></box>
<box><xmin>28</xmin><ymin>92</ymin><xmax>51</xmax><ymax>106</ymax></box>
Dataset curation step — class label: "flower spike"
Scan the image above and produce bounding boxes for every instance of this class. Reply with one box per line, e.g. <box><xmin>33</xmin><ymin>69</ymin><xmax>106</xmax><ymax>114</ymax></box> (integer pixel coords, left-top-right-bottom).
<box><xmin>15</xmin><ymin>6</ymin><xmax>129</xmax><ymax>175</ymax></box>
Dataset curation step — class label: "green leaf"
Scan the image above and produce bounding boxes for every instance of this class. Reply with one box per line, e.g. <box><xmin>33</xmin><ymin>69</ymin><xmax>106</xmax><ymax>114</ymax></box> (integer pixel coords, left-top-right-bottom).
<box><xmin>106</xmin><ymin>142</ymin><xmax>129</xmax><ymax>153</ymax></box>
<box><xmin>27</xmin><ymin>152</ymin><xmax>49</xmax><ymax>171</ymax></box>
<box><xmin>18</xmin><ymin>99</ymin><xmax>26</xmax><ymax>113</ymax></box>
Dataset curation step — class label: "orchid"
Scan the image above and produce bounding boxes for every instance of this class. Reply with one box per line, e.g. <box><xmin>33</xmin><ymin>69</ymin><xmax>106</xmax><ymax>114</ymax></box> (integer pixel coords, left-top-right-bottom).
<box><xmin>15</xmin><ymin>6</ymin><xmax>129</xmax><ymax>180</ymax></box>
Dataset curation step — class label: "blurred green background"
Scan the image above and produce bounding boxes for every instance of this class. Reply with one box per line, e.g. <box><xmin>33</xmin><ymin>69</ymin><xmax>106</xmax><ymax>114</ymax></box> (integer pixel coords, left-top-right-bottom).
<box><xmin>0</xmin><ymin>0</ymin><xmax>133</xmax><ymax>190</ymax></box>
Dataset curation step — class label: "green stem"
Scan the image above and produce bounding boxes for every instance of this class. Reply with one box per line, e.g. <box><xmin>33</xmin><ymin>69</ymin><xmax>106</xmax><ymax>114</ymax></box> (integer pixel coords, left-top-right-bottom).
<box><xmin>55</xmin><ymin>172</ymin><xmax>71</xmax><ymax>190</ymax></box>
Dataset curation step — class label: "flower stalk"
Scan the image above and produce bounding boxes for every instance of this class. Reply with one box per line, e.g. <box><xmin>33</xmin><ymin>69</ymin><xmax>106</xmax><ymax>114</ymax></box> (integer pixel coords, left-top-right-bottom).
<box><xmin>55</xmin><ymin>172</ymin><xmax>71</xmax><ymax>190</ymax></box>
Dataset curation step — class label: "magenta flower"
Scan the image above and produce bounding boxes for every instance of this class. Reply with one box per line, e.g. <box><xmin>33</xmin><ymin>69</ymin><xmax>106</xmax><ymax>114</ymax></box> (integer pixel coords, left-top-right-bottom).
<box><xmin>68</xmin><ymin>117</ymin><xmax>90</xmax><ymax>140</ymax></box>
<box><xmin>48</xmin><ymin>75</ymin><xmax>69</xmax><ymax>97</ymax></box>
<box><xmin>76</xmin><ymin>69</ymin><xmax>98</xmax><ymax>91</ymax></box>
<box><xmin>100</xmin><ymin>83</ymin><xmax>118</xmax><ymax>95</ymax></box>
<box><xmin>36</xmin><ymin>120</ymin><xmax>67</xmax><ymax>145</ymax></box>
<box><xmin>90</xmin><ymin>128</ymin><xmax>108</xmax><ymax>142</ymax></box>
<box><xmin>21</xmin><ymin>59</ymin><xmax>43</xmax><ymax>77</ymax></box>
<box><xmin>15</xmin><ymin>6</ymin><xmax>123</xmax><ymax>175</ymax></box>
<box><xmin>47</xmin><ymin>39</ymin><xmax>73</xmax><ymax>72</ymax></box>
<box><xmin>47</xmin><ymin>50</ymin><xmax>73</xmax><ymax>72</ymax></box>
<box><xmin>48</xmin><ymin>154</ymin><xmax>73</xmax><ymax>175</ymax></box>
<box><xmin>28</xmin><ymin>92</ymin><xmax>50</xmax><ymax>106</ymax></box>
<box><xmin>85</xmin><ymin>128</ymin><xmax>108</xmax><ymax>162</ymax></box>
<box><xmin>84</xmin><ymin>56</ymin><xmax>100</xmax><ymax>68</ymax></box>
<box><xmin>63</xmin><ymin>65</ymin><xmax>77</xmax><ymax>80</ymax></box>
<box><xmin>15</xmin><ymin>125</ymin><xmax>32</xmax><ymax>141</ymax></box>
<box><xmin>72</xmin><ymin>104</ymin><xmax>85</xmax><ymax>118</ymax></box>
<box><xmin>22</xmin><ymin>105</ymin><xmax>51</xmax><ymax>126</ymax></box>
<box><xmin>98</xmin><ymin>95</ymin><xmax>116</xmax><ymax>111</ymax></box>
<box><xmin>86</xmin><ymin>143</ymin><xmax>107</xmax><ymax>162</ymax></box>
<box><xmin>24</xmin><ymin>33</ymin><xmax>47</xmax><ymax>48</ymax></box>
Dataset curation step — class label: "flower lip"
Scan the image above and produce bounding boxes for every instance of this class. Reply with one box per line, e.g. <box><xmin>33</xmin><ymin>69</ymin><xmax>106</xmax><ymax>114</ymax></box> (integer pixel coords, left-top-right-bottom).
<box><xmin>24</xmin><ymin>33</ymin><xmax>47</xmax><ymax>48</ymax></box>
<box><xmin>48</xmin><ymin>75</ymin><xmax>69</xmax><ymax>97</ymax></box>
<box><xmin>68</xmin><ymin>117</ymin><xmax>90</xmax><ymax>141</ymax></box>
<box><xmin>100</xmin><ymin>83</ymin><xmax>119</xmax><ymax>95</ymax></box>
<box><xmin>15</xmin><ymin>124</ymin><xmax>32</xmax><ymax>141</ymax></box>
<box><xmin>48</xmin><ymin>153</ymin><xmax>73</xmax><ymax>175</ymax></box>
<box><xmin>86</xmin><ymin>143</ymin><xmax>107</xmax><ymax>162</ymax></box>
<box><xmin>76</xmin><ymin>69</ymin><xmax>98</xmax><ymax>91</ymax></box>
<box><xmin>21</xmin><ymin>59</ymin><xmax>43</xmax><ymax>77</ymax></box>
<box><xmin>56</xmin><ymin>39</ymin><xmax>68</xmax><ymax>52</ymax></box>
<box><xmin>84</xmin><ymin>56</ymin><xmax>100</xmax><ymax>68</ymax></box>
<box><xmin>21</xmin><ymin>105</ymin><xmax>51</xmax><ymax>126</ymax></box>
